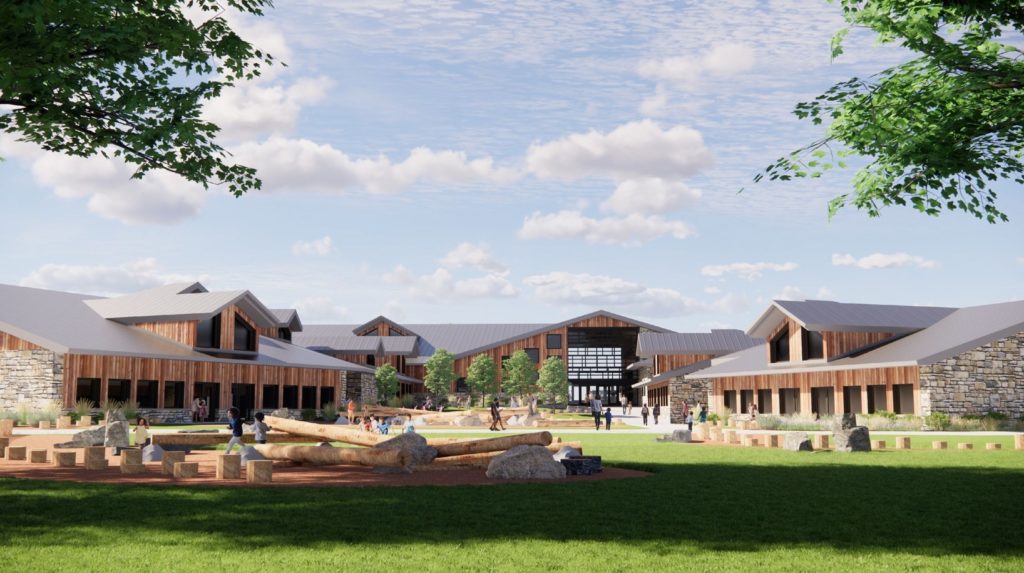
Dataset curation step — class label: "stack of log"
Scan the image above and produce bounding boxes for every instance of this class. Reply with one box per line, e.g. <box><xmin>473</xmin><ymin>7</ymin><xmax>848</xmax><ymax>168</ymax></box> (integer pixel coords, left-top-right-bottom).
<box><xmin>363</xmin><ymin>405</ymin><xmax>532</xmax><ymax>426</ymax></box>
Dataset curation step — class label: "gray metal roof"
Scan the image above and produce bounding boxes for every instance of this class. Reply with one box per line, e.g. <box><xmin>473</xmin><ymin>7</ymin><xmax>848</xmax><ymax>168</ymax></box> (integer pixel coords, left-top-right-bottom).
<box><xmin>295</xmin><ymin>327</ymin><xmax>380</xmax><ymax>353</ymax></box>
<box><xmin>633</xmin><ymin>359</ymin><xmax>713</xmax><ymax>387</ymax></box>
<box><xmin>270</xmin><ymin>309</ymin><xmax>303</xmax><ymax>332</ymax></box>
<box><xmin>637</xmin><ymin>329</ymin><xmax>762</xmax><ymax>357</ymax></box>
<box><xmin>0</xmin><ymin>283</ymin><xmax>368</xmax><ymax>372</ymax></box>
<box><xmin>85</xmin><ymin>282</ymin><xmax>280</xmax><ymax>327</ymax></box>
<box><xmin>690</xmin><ymin>299</ymin><xmax>1024</xmax><ymax>379</ymax></box>
<box><xmin>381</xmin><ymin>336</ymin><xmax>418</xmax><ymax>355</ymax></box>
<box><xmin>748</xmin><ymin>300</ymin><xmax>956</xmax><ymax>338</ymax></box>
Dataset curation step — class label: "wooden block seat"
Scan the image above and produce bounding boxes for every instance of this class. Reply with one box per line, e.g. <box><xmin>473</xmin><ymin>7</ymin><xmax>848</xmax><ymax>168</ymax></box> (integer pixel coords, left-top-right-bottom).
<box><xmin>216</xmin><ymin>454</ymin><xmax>241</xmax><ymax>479</ymax></box>
<box><xmin>84</xmin><ymin>446</ymin><xmax>108</xmax><ymax>470</ymax></box>
<box><xmin>53</xmin><ymin>451</ymin><xmax>76</xmax><ymax>467</ymax></box>
<box><xmin>957</xmin><ymin>443</ymin><xmax>973</xmax><ymax>450</ymax></box>
<box><xmin>29</xmin><ymin>449</ymin><xmax>47</xmax><ymax>463</ymax></box>
<box><xmin>986</xmin><ymin>443</ymin><xmax>1002</xmax><ymax>450</ymax></box>
<box><xmin>6</xmin><ymin>446</ymin><xmax>27</xmax><ymax>461</ymax></box>
<box><xmin>161</xmin><ymin>451</ymin><xmax>186</xmax><ymax>475</ymax></box>
<box><xmin>814</xmin><ymin>435</ymin><xmax>829</xmax><ymax>449</ymax></box>
<box><xmin>895</xmin><ymin>437</ymin><xmax>911</xmax><ymax>449</ymax></box>
<box><xmin>246</xmin><ymin>460</ymin><xmax>273</xmax><ymax>483</ymax></box>
<box><xmin>173</xmin><ymin>462</ymin><xmax>199</xmax><ymax>479</ymax></box>
<box><xmin>871</xmin><ymin>440</ymin><xmax>886</xmax><ymax>450</ymax></box>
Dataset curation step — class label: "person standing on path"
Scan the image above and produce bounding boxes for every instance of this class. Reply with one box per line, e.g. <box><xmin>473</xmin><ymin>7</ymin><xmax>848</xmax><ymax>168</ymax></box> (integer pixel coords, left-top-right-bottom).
<box><xmin>685</xmin><ymin>411</ymin><xmax>693</xmax><ymax>432</ymax></box>
<box><xmin>489</xmin><ymin>398</ymin><xmax>501</xmax><ymax>431</ymax></box>
<box><xmin>190</xmin><ymin>397</ymin><xmax>201</xmax><ymax>423</ymax></box>
<box><xmin>604</xmin><ymin>407</ymin><xmax>613</xmax><ymax>430</ymax></box>
<box><xmin>134</xmin><ymin>418</ymin><xmax>150</xmax><ymax>448</ymax></box>
<box><xmin>621</xmin><ymin>396</ymin><xmax>627</xmax><ymax>415</ymax></box>
<box><xmin>699</xmin><ymin>403</ymin><xmax>707</xmax><ymax>424</ymax></box>
<box><xmin>224</xmin><ymin>407</ymin><xmax>246</xmax><ymax>454</ymax></box>
<box><xmin>641</xmin><ymin>404</ymin><xmax>649</xmax><ymax>426</ymax></box>
<box><xmin>751</xmin><ymin>403</ymin><xmax>759</xmax><ymax>420</ymax></box>
<box><xmin>251</xmin><ymin>412</ymin><xmax>271</xmax><ymax>445</ymax></box>
<box><xmin>347</xmin><ymin>399</ymin><xmax>356</xmax><ymax>423</ymax></box>
<box><xmin>653</xmin><ymin>403</ymin><xmax>661</xmax><ymax>425</ymax></box>
<box><xmin>627</xmin><ymin>400</ymin><xmax>633</xmax><ymax>416</ymax></box>
<box><xmin>590</xmin><ymin>394</ymin><xmax>603</xmax><ymax>430</ymax></box>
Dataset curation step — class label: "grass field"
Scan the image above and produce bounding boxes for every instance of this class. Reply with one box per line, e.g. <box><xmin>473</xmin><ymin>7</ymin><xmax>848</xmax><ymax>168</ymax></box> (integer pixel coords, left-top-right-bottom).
<box><xmin>1</xmin><ymin>433</ymin><xmax>1022</xmax><ymax>572</ymax></box>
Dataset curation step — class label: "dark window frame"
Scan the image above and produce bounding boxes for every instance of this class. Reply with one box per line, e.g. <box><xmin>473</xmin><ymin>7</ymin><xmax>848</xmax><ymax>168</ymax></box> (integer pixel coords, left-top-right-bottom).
<box><xmin>546</xmin><ymin>333</ymin><xmax>562</xmax><ymax>350</ymax></box>
<box><xmin>137</xmin><ymin>379</ymin><xmax>159</xmax><ymax>408</ymax></box>
<box><xmin>801</xmin><ymin>328</ymin><xmax>824</xmax><ymax>360</ymax></box>
<box><xmin>770</xmin><ymin>327</ymin><xmax>790</xmax><ymax>363</ymax></box>
<box><xmin>233</xmin><ymin>316</ymin><xmax>256</xmax><ymax>352</ymax></box>
<box><xmin>164</xmin><ymin>381</ymin><xmax>185</xmax><ymax>408</ymax></box>
<box><xmin>524</xmin><ymin>348</ymin><xmax>541</xmax><ymax>364</ymax></box>
<box><xmin>196</xmin><ymin>314</ymin><xmax>222</xmax><ymax>349</ymax></box>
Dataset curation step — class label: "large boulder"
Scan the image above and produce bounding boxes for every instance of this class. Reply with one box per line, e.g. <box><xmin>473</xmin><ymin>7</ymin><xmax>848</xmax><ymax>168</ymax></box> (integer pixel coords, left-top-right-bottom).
<box><xmin>106</xmin><ymin>409</ymin><xmax>128</xmax><ymax>424</ymax></box>
<box><xmin>333</xmin><ymin>416</ymin><xmax>350</xmax><ymax>425</ymax></box>
<box><xmin>669</xmin><ymin>429</ymin><xmax>692</xmax><ymax>443</ymax></box>
<box><xmin>453</xmin><ymin>415</ymin><xmax>483</xmax><ymax>427</ymax></box>
<box><xmin>834</xmin><ymin>426</ymin><xmax>872</xmax><ymax>452</ymax></box>
<box><xmin>783</xmin><ymin>432</ymin><xmax>814</xmax><ymax>452</ymax></box>
<box><xmin>485</xmin><ymin>445</ymin><xmax>566</xmax><ymax>480</ymax></box>
<box><xmin>373</xmin><ymin>432</ymin><xmax>438</xmax><ymax>473</ymax></box>
<box><xmin>834</xmin><ymin>413</ymin><xmax>858</xmax><ymax>431</ymax></box>
<box><xmin>104</xmin><ymin>421</ymin><xmax>130</xmax><ymax>449</ymax></box>
<box><xmin>54</xmin><ymin>425</ymin><xmax>106</xmax><ymax>448</ymax></box>
<box><xmin>239</xmin><ymin>446</ymin><xmax>265</xmax><ymax>463</ymax></box>
<box><xmin>270</xmin><ymin>408</ymin><xmax>294</xmax><ymax>420</ymax></box>
<box><xmin>505</xmin><ymin>415</ymin><xmax>522</xmax><ymax>426</ymax></box>
<box><xmin>142</xmin><ymin>444</ymin><xmax>165</xmax><ymax>462</ymax></box>
<box><xmin>552</xmin><ymin>446</ymin><xmax>581</xmax><ymax>461</ymax></box>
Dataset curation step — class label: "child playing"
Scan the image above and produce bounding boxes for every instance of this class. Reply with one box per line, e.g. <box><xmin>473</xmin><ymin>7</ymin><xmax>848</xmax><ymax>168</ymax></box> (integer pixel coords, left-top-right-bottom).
<box><xmin>134</xmin><ymin>417</ymin><xmax>150</xmax><ymax>447</ymax></box>
<box><xmin>251</xmin><ymin>412</ymin><xmax>271</xmax><ymax>445</ymax></box>
<box><xmin>604</xmin><ymin>407</ymin><xmax>613</xmax><ymax>431</ymax></box>
<box><xmin>403</xmin><ymin>415</ymin><xmax>416</xmax><ymax>434</ymax></box>
<box><xmin>379</xmin><ymin>418</ymin><xmax>390</xmax><ymax>435</ymax></box>
<box><xmin>225</xmin><ymin>407</ymin><xmax>245</xmax><ymax>454</ymax></box>
<box><xmin>685</xmin><ymin>410</ymin><xmax>693</xmax><ymax>432</ymax></box>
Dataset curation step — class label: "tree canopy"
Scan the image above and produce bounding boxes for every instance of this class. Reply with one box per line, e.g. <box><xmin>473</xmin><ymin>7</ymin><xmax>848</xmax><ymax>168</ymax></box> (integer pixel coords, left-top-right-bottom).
<box><xmin>537</xmin><ymin>356</ymin><xmax>568</xmax><ymax>408</ymax></box>
<box><xmin>465</xmin><ymin>354</ymin><xmax>497</xmax><ymax>408</ymax></box>
<box><xmin>423</xmin><ymin>349</ymin><xmax>456</xmax><ymax>400</ymax></box>
<box><xmin>755</xmin><ymin>0</ymin><xmax>1024</xmax><ymax>223</ymax></box>
<box><xmin>374</xmin><ymin>364</ymin><xmax>399</xmax><ymax>404</ymax></box>
<box><xmin>501</xmin><ymin>350</ymin><xmax>538</xmax><ymax>401</ymax></box>
<box><xmin>0</xmin><ymin>1</ymin><xmax>273</xmax><ymax>195</ymax></box>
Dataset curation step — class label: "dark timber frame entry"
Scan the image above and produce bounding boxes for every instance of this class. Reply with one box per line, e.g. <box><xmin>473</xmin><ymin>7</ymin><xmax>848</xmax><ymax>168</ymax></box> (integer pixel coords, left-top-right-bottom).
<box><xmin>566</xmin><ymin>327</ymin><xmax>640</xmax><ymax>406</ymax></box>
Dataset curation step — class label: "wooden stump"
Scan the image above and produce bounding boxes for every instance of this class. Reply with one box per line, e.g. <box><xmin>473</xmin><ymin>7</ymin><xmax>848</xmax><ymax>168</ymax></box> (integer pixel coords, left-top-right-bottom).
<box><xmin>121</xmin><ymin>462</ymin><xmax>147</xmax><ymax>474</ymax></box>
<box><xmin>749</xmin><ymin>436</ymin><xmax>761</xmax><ymax>447</ymax></box>
<box><xmin>0</xmin><ymin>437</ymin><xmax>9</xmax><ymax>456</ymax></box>
<box><xmin>246</xmin><ymin>460</ymin><xmax>273</xmax><ymax>483</ymax></box>
<box><xmin>217</xmin><ymin>454</ymin><xmax>241</xmax><ymax>479</ymax></box>
<box><xmin>895</xmin><ymin>437</ymin><xmax>912</xmax><ymax>449</ymax></box>
<box><xmin>161</xmin><ymin>451</ymin><xmax>186</xmax><ymax>475</ymax></box>
<box><xmin>0</xmin><ymin>419</ymin><xmax>13</xmax><ymax>437</ymax></box>
<box><xmin>121</xmin><ymin>448</ymin><xmax>143</xmax><ymax>466</ymax></box>
<box><xmin>814</xmin><ymin>435</ymin><xmax>829</xmax><ymax>449</ymax></box>
<box><xmin>1015</xmin><ymin>434</ymin><xmax>1024</xmax><ymax>450</ymax></box>
<box><xmin>37</xmin><ymin>420</ymin><xmax>51</xmax><ymax>430</ymax></box>
<box><xmin>173</xmin><ymin>462</ymin><xmax>199</xmax><ymax>479</ymax></box>
<box><xmin>57</xmin><ymin>416</ymin><xmax>73</xmax><ymax>429</ymax></box>
<box><xmin>957</xmin><ymin>442</ymin><xmax>974</xmax><ymax>450</ymax></box>
<box><xmin>29</xmin><ymin>449</ymin><xmax>47</xmax><ymax>463</ymax></box>
<box><xmin>7</xmin><ymin>446</ymin><xmax>27</xmax><ymax>461</ymax></box>
<box><xmin>77</xmin><ymin>416</ymin><xmax>93</xmax><ymax>427</ymax></box>
<box><xmin>932</xmin><ymin>441</ymin><xmax>948</xmax><ymax>450</ymax></box>
<box><xmin>84</xmin><ymin>446</ymin><xmax>108</xmax><ymax>470</ymax></box>
<box><xmin>768</xmin><ymin>435</ymin><xmax>783</xmax><ymax>448</ymax></box>
<box><xmin>986</xmin><ymin>443</ymin><xmax>1002</xmax><ymax>450</ymax></box>
<box><xmin>872</xmin><ymin>440</ymin><xmax>886</xmax><ymax>450</ymax></box>
<box><xmin>53</xmin><ymin>451</ymin><xmax>76</xmax><ymax>467</ymax></box>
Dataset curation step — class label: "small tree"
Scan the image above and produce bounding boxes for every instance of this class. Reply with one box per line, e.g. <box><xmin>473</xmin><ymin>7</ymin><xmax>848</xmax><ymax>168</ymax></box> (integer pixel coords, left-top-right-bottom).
<box><xmin>537</xmin><ymin>356</ymin><xmax>568</xmax><ymax>409</ymax></box>
<box><xmin>424</xmin><ymin>348</ymin><xmax>456</xmax><ymax>403</ymax></box>
<box><xmin>503</xmin><ymin>350</ymin><xmax>539</xmax><ymax>414</ymax></box>
<box><xmin>375</xmin><ymin>364</ymin><xmax>399</xmax><ymax>404</ymax></box>
<box><xmin>465</xmin><ymin>354</ymin><xmax>498</xmax><ymax>407</ymax></box>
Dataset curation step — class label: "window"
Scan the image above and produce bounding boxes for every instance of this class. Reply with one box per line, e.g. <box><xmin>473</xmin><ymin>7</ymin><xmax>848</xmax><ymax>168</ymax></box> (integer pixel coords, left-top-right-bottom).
<box><xmin>366</xmin><ymin>354</ymin><xmax>376</xmax><ymax>366</ymax></box>
<box><xmin>263</xmin><ymin>385</ymin><xmax>280</xmax><ymax>409</ymax></box>
<box><xmin>278</xmin><ymin>328</ymin><xmax>292</xmax><ymax>342</ymax></box>
<box><xmin>802</xmin><ymin>328</ymin><xmax>824</xmax><ymax>360</ymax></box>
<box><xmin>283</xmin><ymin>386</ymin><xmax>299</xmax><ymax>409</ymax></box>
<box><xmin>546</xmin><ymin>334</ymin><xmax>562</xmax><ymax>349</ymax></box>
<box><xmin>524</xmin><ymin>348</ymin><xmax>540</xmax><ymax>364</ymax></box>
<box><xmin>233</xmin><ymin>316</ymin><xmax>256</xmax><ymax>351</ymax></box>
<box><xmin>320</xmin><ymin>387</ymin><xmax>335</xmax><ymax>408</ymax></box>
<box><xmin>389</xmin><ymin>329</ymin><xmax>403</xmax><ymax>336</ymax></box>
<box><xmin>301</xmin><ymin>387</ymin><xmax>317</xmax><ymax>409</ymax></box>
<box><xmin>455</xmin><ymin>377</ymin><xmax>468</xmax><ymax>392</ymax></box>
<box><xmin>163</xmin><ymin>381</ymin><xmax>184</xmax><ymax>408</ymax></box>
<box><xmin>364</xmin><ymin>328</ymin><xmax>379</xmax><ymax>336</ymax></box>
<box><xmin>196</xmin><ymin>314</ymin><xmax>222</xmax><ymax>348</ymax></box>
<box><xmin>75</xmin><ymin>378</ymin><xmax>101</xmax><ymax>407</ymax></box>
<box><xmin>770</xmin><ymin>327</ymin><xmax>790</xmax><ymax>363</ymax></box>
<box><xmin>107</xmin><ymin>379</ymin><xmax>131</xmax><ymax>402</ymax></box>
<box><xmin>567</xmin><ymin>347</ymin><xmax>623</xmax><ymax>380</ymax></box>
<box><xmin>137</xmin><ymin>380</ymin><xmax>158</xmax><ymax>408</ymax></box>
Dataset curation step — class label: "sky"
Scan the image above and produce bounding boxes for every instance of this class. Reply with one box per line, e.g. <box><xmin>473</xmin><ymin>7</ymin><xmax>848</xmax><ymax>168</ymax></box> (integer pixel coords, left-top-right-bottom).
<box><xmin>0</xmin><ymin>0</ymin><xmax>1021</xmax><ymax>332</ymax></box>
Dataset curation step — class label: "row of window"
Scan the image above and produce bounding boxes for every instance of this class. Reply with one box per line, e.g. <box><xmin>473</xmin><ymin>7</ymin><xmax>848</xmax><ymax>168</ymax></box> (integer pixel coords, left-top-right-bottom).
<box><xmin>73</xmin><ymin>378</ymin><xmax>335</xmax><ymax>410</ymax></box>
<box><xmin>195</xmin><ymin>315</ymin><xmax>257</xmax><ymax>352</ymax></box>
<box><xmin>770</xmin><ymin>326</ymin><xmax>824</xmax><ymax>363</ymax></box>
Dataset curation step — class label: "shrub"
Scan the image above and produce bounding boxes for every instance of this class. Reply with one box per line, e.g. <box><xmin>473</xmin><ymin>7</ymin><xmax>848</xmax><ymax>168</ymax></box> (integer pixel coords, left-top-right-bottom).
<box><xmin>707</xmin><ymin>413</ymin><xmax>720</xmax><ymax>424</ymax></box>
<box><xmin>720</xmin><ymin>407</ymin><xmax>732</xmax><ymax>426</ymax></box>
<box><xmin>122</xmin><ymin>399</ymin><xmax>140</xmax><ymax>421</ymax></box>
<box><xmin>99</xmin><ymin>399</ymin><xmax>123</xmax><ymax>416</ymax></box>
<box><xmin>16</xmin><ymin>403</ymin><xmax>31</xmax><ymax>426</ymax></box>
<box><xmin>300</xmin><ymin>408</ymin><xmax>317</xmax><ymax>422</ymax></box>
<box><xmin>757</xmin><ymin>415</ymin><xmax>782</xmax><ymax>430</ymax></box>
<box><xmin>73</xmin><ymin>398</ymin><xmax>94</xmax><ymax>418</ymax></box>
<box><xmin>385</xmin><ymin>396</ymin><xmax>404</xmax><ymax>408</ymax></box>
<box><xmin>0</xmin><ymin>410</ymin><xmax>18</xmax><ymax>421</ymax></box>
<box><xmin>401</xmin><ymin>394</ymin><xmax>416</xmax><ymax>408</ymax></box>
<box><xmin>321</xmin><ymin>401</ymin><xmax>338</xmax><ymax>422</ymax></box>
<box><xmin>926</xmin><ymin>411</ymin><xmax>951</xmax><ymax>431</ymax></box>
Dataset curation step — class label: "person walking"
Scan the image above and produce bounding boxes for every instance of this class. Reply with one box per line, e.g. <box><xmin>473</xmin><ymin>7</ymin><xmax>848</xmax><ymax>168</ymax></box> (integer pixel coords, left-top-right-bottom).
<box><xmin>641</xmin><ymin>404</ymin><xmax>649</xmax><ymax>426</ymax></box>
<box><xmin>489</xmin><ymin>398</ymin><xmax>500</xmax><ymax>431</ymax></box>
<box><xmin>590</xmin><ymin>394</ymin><xmax>603</xmax><ymax>431</ymax></box>
<box><xmin>251</xmin><ymin>412</ymin><xmax>271</xmax><ymax>444</ymax></box>
<box><xmin>198</xmin><ymin>399</ymin><xmax>208</xmax><ymax>422</ymax></box>
<box><xmin>699</xmin><ymin>403</ymin><xmax>707</xmax><ymax>424</ymax></box>
<box><xmin>346</xmin><ymin>398</ymin><xmax>356</xmax><ymax>423</ymax></box>
<box><xmin>653</xmin><ymin>403</ymin><xmax>661</xmax><ymax>425</ymax></box>
<box><xmin>190</xmin><ymin>397</ymin><xmax>201</xmax><ymax>423</ymax></box>
<box><xmin>604</xmin><ymin>407</ymin><xmax>613</xmax><ymax>431</ymax></box>
<box><xmin>134</xmin><ymin>417</ymin><xmax>150</xmax><ymax>448</ymax></box>
<box><xmin>404</xmin><ymin>415</ymin><xmax>416</xmax><ymax>434</ymax></box>
<box><xmin>750</xmin><ymin>403</ymin><xmax>759</xmax><ymax>420</ymax></box>
<box><xmin>685</xmin><ymin>410</ymin><xmax>693</xmax><ymax>432</ymax></box>
<box><xmin>621</xmin><ymin>396</ymin><xmax>627</xmax><ymax>415</ymax></box>
<box><xmin>224</xmin><ymin>407</ymin><xmax>245</xmax><ymax>454</ymax></box>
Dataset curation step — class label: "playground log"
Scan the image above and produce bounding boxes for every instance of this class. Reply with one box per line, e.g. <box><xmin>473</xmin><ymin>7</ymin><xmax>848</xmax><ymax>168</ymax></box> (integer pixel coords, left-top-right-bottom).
<box><xmin>433</xmin><ymin>431</ymin><xmax>553</xmax><ymax>458</ymax></box>
<box><xmin>251</xmin><ymin>444</ymin><xmax>408</xmax><ymax>468</ymax></box>
<box><xmin>264</xmin><ymin>416</ymin><xmax>389</xmax><ymax>446</ymax></box>
<box><xmin>152</xmin><ymin>432</ymin><xmax>323</xmax><ymax>447</ymax></box>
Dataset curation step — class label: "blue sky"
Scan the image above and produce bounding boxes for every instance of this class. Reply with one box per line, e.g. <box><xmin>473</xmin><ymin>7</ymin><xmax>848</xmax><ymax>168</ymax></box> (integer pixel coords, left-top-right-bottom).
<box><xmin>1</xmin><ymin>0</ymin><xmax>1021</xmax><ymax>331</ymax></box>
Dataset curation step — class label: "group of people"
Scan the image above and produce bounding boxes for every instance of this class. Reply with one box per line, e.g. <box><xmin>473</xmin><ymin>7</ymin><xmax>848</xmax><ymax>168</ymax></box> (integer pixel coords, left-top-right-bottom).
<box><xmin>189</xmin><ymin>397</ymin><xmax>213</xmax><ymax>422</ymax></box>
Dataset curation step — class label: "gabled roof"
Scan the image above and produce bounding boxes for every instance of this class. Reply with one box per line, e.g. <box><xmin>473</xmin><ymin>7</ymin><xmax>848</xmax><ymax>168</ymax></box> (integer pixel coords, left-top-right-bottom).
<box><xmin>85</xmin><ymin>282</ymin><xmax>280</xmax><ymax>328</ymax></box>
<box><xmin>271</xmin><ymin>309</ymin><xmax>303</xmax><ymax>332</ymax></box>
<box><xmin>633</xmin><ymin>358</ymin><xmax>713</xmax><ymax>388</ymax></box>
<box><xmin>689</xmin><ymin>299</ymin><xmax>1024</xmax><ymax>379</ymax></box>
<box><xmin>352</xmin><ymin>315</ymin><xmax>417</xmax><ymax>336</ymax></box>
<box><xmin>381</xmin><ymin>336</ymin><xmax>418</xmax><ymax>355</ymax></box>
<box><xmin>637</xmin><ymin>329</ymin><xmax>761</xmax><ymax>357</ymax></box>
<box><xmin>747</xmin><ymin>299</ymin><xmax>956</xmax><ymax>338</ymax></box>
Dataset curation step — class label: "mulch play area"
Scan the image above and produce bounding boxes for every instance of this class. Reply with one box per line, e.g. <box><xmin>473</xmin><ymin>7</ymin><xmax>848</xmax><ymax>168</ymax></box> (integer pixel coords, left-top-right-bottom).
<box><xmin>0</xmin><ymin>434</ymin><xmax>649</xmax><ymax>488</ymax></box>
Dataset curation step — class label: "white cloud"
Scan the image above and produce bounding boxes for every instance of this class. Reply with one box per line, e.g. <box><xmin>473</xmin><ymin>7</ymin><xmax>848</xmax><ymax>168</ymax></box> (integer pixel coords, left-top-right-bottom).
<box><xmin>291</xmin><ymin>236</ymin><xmax>333</xmax><ymax>257</ymax></box>
<box><xmin>203</xmin><ymin>76</ymin><xmax>332</xmax><ymax>140</ymax></box>
<box><xmin>523</xmin><ymin>272</ymin><xmax>704</xmax><ymax>317</ymax></box>
<box><xmin>438</xmin><ymin>243</ymin><xmax>507</xmax><ymax>274</ymax></box>
<box><xmin>519</xmin><ymin>210</ymin><xmax>694</xmax><ymax>247</ymax></box>
<box><xmin>700</xmin><ymin>261</ymin><xmax>799</xmax><ymax>280</ymax></box>
<box><xmin>638</xmin><ymin>43</ymin><xmax>756</xmax><ymax>86</ymax></box>
<box><xmin>710</xmin><ymin>292</ymin><xmax>750</xmax><ymax>314</ymax></box>
<box><xmin>233</xmin><ymin>137</ymin><xmax>518</xmax><ymax>195</ymax></box>
<box><xmin>20</xmin><ymin>258</ymin><xmax>200</xmax><ymax>296</ymax></box>
<box><xmin>383</xmin><ymin>265</ymin><xmax>518</xmax><ymax>302</ymax></box>
<box><xmin>293</xmin><ymin>296</ymin><xmax>349</xmax><ymax>322</ymax></box>
<box><xmin>638</xmin><ymin>85</ymin><xmax>669</xmax><ymax>116</ymax></box>
<box><xmin>525</xmin><ymin>120</ymin><xmax>712</xmax><ymax>181</ymax></box>
<box><xmin>832</xmin><ymin>252</ymin><xmax>939</xmax><ymax>270</ymax></box>
<box><xmin>775</xmin><ymin>285</ymin><xmax>835</xmax><ymax>301</ymax></box>
<box><xmin>704</xmin><ymin>286</ymin><xmax>721</xmax><ymax>295</ymax></box>
<box><xmin>600</xmin><ymin>178</ymin><xmax>701</xmax><ymax>215</ymax></box>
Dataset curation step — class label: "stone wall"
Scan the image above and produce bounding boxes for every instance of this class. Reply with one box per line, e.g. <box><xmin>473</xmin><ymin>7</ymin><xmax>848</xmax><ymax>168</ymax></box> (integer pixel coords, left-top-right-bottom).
<box><xmin>668</xmin><ymin>376</ymin><xmax>710</xmax><ymax>424</ymax></box>
<box><xmin>919</xmin><ymin>331</ymin><xmax>1024</xmax><ymax>418</ymax></box>
<box><xmin>0</xmin><ymin>350</ymin><xmax>63</xmax><ymax>410</ymax></box>
<box><xmin>137</xmin><ymin>408</ymin><xmax>193</xmax><ymax>425</ymax></box>
<box><xmin>343</xmin><ymin>371</ymin><xmax>377</xmax><ymax>407</ymax></box>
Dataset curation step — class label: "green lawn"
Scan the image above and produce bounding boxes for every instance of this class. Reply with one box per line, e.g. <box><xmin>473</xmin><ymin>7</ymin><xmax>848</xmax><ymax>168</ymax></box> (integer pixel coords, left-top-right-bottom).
<box><xmin>1</xmin><ymin>434</ymin><xmax>1023</xmax><ymax>572</ymax></box>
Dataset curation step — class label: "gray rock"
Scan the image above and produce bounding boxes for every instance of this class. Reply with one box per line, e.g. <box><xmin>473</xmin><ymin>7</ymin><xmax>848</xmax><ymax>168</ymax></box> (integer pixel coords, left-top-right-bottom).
<box><xmin>103</xmin><ymin>420</ymin><xmax>130</xmax><ymax>448</ymax></box>
<box><xmin>142</xmin><ymin>444</ymin><xmax>165</xmax><ymax>462</ymax></box>
<box><xmin>318</xmin><ymin>442</ymin><xmax>334</xmax><ymax>448</ymax></box>
<box><xmin>106</xmin><ymin>409</ymin><xmax>128</xmax><ymax>424</ymax></box>
<box><xmin>833</xmin><ymin>426</ymin><xmax>872</xmax><ymax>452</ymax></box>
<box><xmin>333</xmin><ymin>416</ymin><xmax>350</xmax><ymax>425</ymax></box>
<box><xmin>834</xmin><ymin>413</ymin><xmax>858</xmax><ymax>431</ymax></box>
<box><xmin>54</xmin><ymin>425</ymin><xmax>105</xmax><ymax>448</ymax></box>
<box><xmin>270</xmin><ymin>408</ymin><xmax>294</xmax><ymax>420</ymax></box>
<box><xmin>373</xmin><ymin>432</ymin><xmax>438</xmax><ymax>470</ymax></box>
<box><xmin>552</xmin><ymin>446</ymin><xmax>581</xmax><ymax>461</ymax></box>
<box><xmin>783</xmin><ymin>432</ymin><xmax>814</xmax><ymax>452</ymax></box>
<box><xmin>239</xmin><ymin>446</ymin><xmax>265</xmax><ymax>463</ymax></box>
<box><xmin>485</xmin><ymin>445</ymin><xmax>567</xmax><ymax>480</ymax></box>
<box><xmin>670</xmin><ymin>429</ymin><xmax>692</xmax><ymax>443</ymax></box>
<box><xmin>454</xmin><ymin>415</ymin><xmax>483</xmax><ymax>427</ymax></box>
